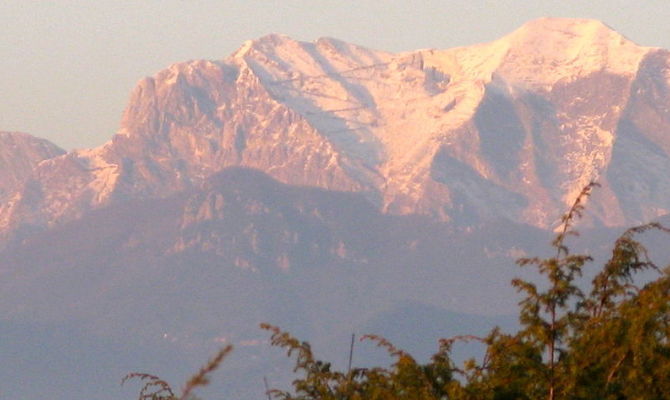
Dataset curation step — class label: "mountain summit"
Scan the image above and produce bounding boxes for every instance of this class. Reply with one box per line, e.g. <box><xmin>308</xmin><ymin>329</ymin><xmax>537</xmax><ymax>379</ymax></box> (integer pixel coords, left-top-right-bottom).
<box><xmin>2</xmin><ymin>18</ymin><xmax>670</xmax><ymax>243</ymax></box>
<box><xmin>0</xmin><ymin>132</ymin><xmax>64</xmax><ymax>202</ymax></box>
<box><xmin>2</xmin><ymin>19</ymin><xmax>670</xmax><ymax>400</ymax></box>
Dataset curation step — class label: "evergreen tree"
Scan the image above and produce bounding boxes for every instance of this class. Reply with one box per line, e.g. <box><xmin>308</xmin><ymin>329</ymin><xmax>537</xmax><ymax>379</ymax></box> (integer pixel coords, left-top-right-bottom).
<box><xmin>125</xmin><ymin>183</ymin><xmax>670</xmax><ymax>400</ymax></box>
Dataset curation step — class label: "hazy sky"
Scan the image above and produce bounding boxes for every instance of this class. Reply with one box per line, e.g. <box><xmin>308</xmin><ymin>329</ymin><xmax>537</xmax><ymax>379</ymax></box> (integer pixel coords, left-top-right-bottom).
<box><xmin>2</xmin><ymin>0</ymin><xmax>670</xmax><ymax>150</ymax></box>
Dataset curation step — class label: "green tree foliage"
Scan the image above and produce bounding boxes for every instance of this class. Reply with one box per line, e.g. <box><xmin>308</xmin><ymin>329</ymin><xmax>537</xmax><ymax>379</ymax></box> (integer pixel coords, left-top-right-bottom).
<box><xmin>262</xmin><ymin>182</ymin><xmax>670</xmax><ymax>400</ymax></box>
<box><xmin>126</xmin><ymin>183</ymin><xmax>670</xmax><ymax>399</ymax></box>
<box><xmin>566</xmin><ymin>222</ymin><xmax>670</xmax><ymax>400</ymax></box>
<box><xmin>261</xmin><ymin>323</ymin><xmax>462</xmax><ymax>400</ymax></box>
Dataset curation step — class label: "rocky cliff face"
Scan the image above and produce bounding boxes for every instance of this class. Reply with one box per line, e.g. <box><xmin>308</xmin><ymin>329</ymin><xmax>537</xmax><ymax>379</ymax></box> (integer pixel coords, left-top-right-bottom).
<box><xmin>3</xmin><ymin>18</ymin><xmax>670</xmax><ymax>400</ymax></box>
<box><xmin>3</xmin><ymin>18</ymin><xmax>670</xmax><ymax>244</ymax></box>
<box><xmin>0</xmin><ymin>132</ymin><xmax>65</xmax><ymax>239</ymax></box>
<box><xmin>0</xmin><ymin>132</ymin><xmax>64</xmax><ymax>199</ymax></box>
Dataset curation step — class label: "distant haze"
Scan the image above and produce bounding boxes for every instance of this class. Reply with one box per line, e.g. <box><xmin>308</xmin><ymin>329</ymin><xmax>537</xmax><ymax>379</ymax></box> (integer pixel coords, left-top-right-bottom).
<box><xmin>3</xmin><ymin>15</ymin><xmax>670</xmax><ymax>399</ymax></box>
<box><xmin>1</xmin><ymin>0</ymin><xmax>669</xmax><ymax>150</ymax></box>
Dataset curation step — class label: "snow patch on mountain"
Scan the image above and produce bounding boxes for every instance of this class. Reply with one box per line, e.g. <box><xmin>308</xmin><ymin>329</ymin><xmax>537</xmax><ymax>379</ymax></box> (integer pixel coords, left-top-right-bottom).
<box><xmin>3</xmin><ymin>18</ymin><xmax>670</xmax><ymax>241</ymax></box>
<box><xmin>497</xmin><ymin>18</ymin><xmax>652</xmax><ymax>89</ymax></box>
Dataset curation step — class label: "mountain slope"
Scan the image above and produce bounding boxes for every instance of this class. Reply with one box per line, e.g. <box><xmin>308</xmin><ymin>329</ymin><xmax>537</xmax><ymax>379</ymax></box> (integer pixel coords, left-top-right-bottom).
<box><xmin>3</xmin><ymin>18</ymin><xmax>670</xmax><ymax>242</ymax></box>
<box><xmin>0</xmin><ymin>167</ymin><xmax>539</xmax><ymax>398</ymax></box>
<box><xmin>0</xmin><ymin>167</ymin><xmax>539</xmax><ymax>324</ymax></box>
<box><xmin>4</xmin><ymin>18</ymin><xmax>670</xmax><ymax>400</ymax></box>
<box><xmin>3</xmin><ymin>167</ymin><xmax>666</xmax><ymax>400</ymax></box>
<box><xmin>0</xmin><ymin>132</ymin><xmax>64</xmax><ymax>200</ymax></box>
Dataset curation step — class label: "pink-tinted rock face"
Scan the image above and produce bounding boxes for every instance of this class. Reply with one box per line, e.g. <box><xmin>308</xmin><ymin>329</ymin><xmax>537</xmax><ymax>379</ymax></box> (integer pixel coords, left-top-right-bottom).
<box><xmin>3</xmin><ymin>18</ymin><xmax>670</xmax><ymax>244</ymax></box>
<box><xmin>3</xmin><ymin>20</ymin><xmax>670</xmax><ymax>399</ymax></box>
<box><xmin>0</xmin><ymin>132</ymin><xmax>65</xmax><ymax>200</ymax></box>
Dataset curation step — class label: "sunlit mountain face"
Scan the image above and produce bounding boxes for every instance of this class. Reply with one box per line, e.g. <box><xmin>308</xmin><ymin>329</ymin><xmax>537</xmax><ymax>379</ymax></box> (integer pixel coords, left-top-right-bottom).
<box><xmin>2</xmin><ymin>18</ymin><xmax>670</xmax><ymax>400</ymax></box>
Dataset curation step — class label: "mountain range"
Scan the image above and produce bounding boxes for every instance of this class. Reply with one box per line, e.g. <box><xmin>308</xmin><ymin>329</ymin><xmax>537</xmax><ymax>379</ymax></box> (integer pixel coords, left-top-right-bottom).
<box><xmin>2</xmin><ymin>18</ymin><xmax>670</xmax><ymax>399</ymax></box>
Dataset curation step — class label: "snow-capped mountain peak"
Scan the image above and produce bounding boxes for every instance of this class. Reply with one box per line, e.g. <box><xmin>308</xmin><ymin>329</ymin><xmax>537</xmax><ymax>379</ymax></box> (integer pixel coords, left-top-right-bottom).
<box><xmin>494</xmin><ymin>17</ymin><xmax>651</xmax><ymax>88</ymax></box>
<box><xmin>3</xmin><ymin>18</ymin><xmax>670</xmax><ymax>244</ymax></box>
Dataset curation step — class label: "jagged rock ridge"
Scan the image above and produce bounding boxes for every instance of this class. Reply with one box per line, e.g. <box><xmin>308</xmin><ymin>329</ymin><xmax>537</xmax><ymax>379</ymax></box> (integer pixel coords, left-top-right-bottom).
<box><xmin>0</xmin><ymin>132</ymin><xmax>65</xmax><ymax>237</ymax></box>
<box><xmin>0</xmin><ymin>132</ymin><xmax>64</xmax><ymax>199</ymax></box>
<box><xmin>3</xmin><ymin>17</ymin><xmax>670</xmax><ymax>243</ymax></box>
<box><xmin>3</xmin><ymin>18</ymin><xmax>670</xmax><ymax>400</ymax></box>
